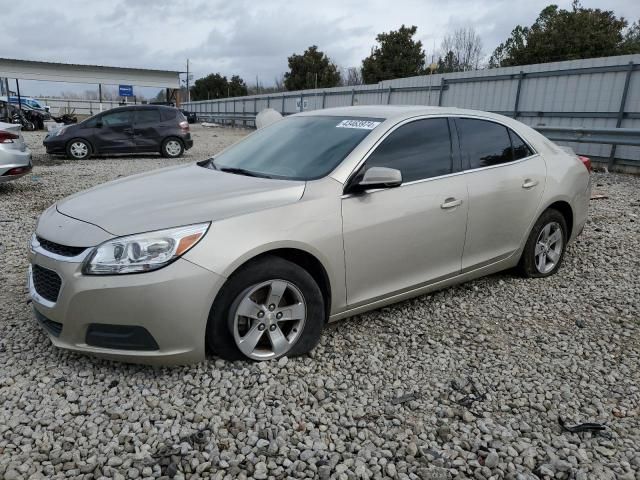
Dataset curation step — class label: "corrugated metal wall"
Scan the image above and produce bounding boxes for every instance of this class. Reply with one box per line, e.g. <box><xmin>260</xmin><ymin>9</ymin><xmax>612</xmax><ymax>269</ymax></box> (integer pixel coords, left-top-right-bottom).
<box><xmin>184</xmin><ymin>54</ymin><xmax>640</xmax><ymax>163</ymax></box>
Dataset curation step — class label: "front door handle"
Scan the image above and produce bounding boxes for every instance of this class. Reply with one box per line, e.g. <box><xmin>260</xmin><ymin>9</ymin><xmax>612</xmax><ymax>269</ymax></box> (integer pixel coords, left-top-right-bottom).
<box><xmin>522</xmin><ymin>179</ymin><xmax>539</xmax><ymax>189</ymax></box>
<box><xmin>123</xmin><ymin>128</ymin><xmax>135</xmax><ymax>135</ymax></box>
<box><xmin>441</xmin><ymin>197</ymin><xmax>462</xmax><ymax>209</ymax></box>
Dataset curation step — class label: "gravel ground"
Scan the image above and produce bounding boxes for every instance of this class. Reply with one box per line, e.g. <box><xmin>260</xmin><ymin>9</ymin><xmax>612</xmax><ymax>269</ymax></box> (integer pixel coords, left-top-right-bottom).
<box><xmin>0</xmin><ymin>126</ymin><xmax>639</xmax><ymax>480</ymax></box>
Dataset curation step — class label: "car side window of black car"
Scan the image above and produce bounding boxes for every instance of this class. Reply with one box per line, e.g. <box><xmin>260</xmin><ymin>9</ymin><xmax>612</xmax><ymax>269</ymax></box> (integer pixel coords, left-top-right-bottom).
<box><xmin>101</xmin><ymin>111</ymin><xmax>132</xmax><ymax>127</ymax></box>
<box><xmin>456</xmin><ymin>118</ymin><xmax>514</xmax><ymax>169</ymax></box>
<box><xmin>364</xmin><ymin>118</ymin><xmax>452</xmax><ymax>183</ymax></box>
<box><xmin>135</xmin><ymin>109</ymin><xmax>161</xmax><ymax>125</ymax></box>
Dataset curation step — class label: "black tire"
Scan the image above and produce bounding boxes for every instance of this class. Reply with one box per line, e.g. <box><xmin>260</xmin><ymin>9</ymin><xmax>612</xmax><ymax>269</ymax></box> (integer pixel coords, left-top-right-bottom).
<box><xmin>207</xmin><ymin>256</ymin><xmax>325</xmax><ymax>361</ymax></box>
<box><xmin>161</xmin><ymin>137</ymin><xmax>184</xmax><ymax>158</ymax></box>
<box><xmin>65</xmin><ymin>138</ymin><xmax>91</xmax><ymax>160</ymax></box>
<box><xmin>519</xmin><ymin>208</ymin><xmax>568</xmax><ymax>278</ymax></box>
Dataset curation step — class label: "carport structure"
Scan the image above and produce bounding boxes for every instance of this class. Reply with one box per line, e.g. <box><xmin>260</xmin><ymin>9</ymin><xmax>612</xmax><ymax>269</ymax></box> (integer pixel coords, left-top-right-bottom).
<box><xmin>0</xmin><ymin>57</ymin><xmax>181</xmax><ymax>116</ymax></box>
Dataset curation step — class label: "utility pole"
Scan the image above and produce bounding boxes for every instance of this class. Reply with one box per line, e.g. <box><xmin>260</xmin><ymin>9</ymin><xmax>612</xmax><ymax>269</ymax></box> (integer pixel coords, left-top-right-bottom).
<box><xmin>186</xmin><ymin>59</ymin><xmax>190</xmax><ymax>103</ymax></box>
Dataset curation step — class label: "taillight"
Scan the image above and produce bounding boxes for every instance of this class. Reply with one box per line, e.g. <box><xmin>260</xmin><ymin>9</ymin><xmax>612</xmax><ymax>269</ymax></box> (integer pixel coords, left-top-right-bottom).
<box><xmin>578</xmin><ymin>155</ymin><xmax>592</xmax><ymax>172</ymax></box>
<box><xmin>2</xmin><ymin>165</ymin><xmax>31</xmax><ymax>176</ymax></box>
<box><xmin>179</xmin><ymin>121</ymin><xmax>189</xmax><ymax>131</ymax></box>
<box><xmin>0</xmin><ymin>131</ymin><xmax>19</xmax><ymax>143</ymax></box>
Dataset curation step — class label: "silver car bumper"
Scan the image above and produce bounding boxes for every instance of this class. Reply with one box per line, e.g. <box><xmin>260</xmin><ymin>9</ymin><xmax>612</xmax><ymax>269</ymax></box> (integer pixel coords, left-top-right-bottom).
<box><xmin>27</xmin><ymin>235</ymin><xmax>226</xmax><ymax>365</ymax></box>
<box><xmin>0</xmin><ymin>146</ymin><xmax>32</xmax><ymax>183</ymax></box>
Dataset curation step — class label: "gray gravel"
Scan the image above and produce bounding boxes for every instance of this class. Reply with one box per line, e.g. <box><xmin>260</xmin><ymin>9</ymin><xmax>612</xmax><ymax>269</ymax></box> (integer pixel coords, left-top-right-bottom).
<box><xmin>1</xmin><ymin>127</ymin><xmax>639</xmax><ymax>479</ymax></box>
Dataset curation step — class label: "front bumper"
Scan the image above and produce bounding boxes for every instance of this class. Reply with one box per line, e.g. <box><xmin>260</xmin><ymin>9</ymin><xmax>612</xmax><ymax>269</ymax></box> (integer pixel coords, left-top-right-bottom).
<box><xmin>43</xmin><ymin>137</ymin><xmax>66</xmax><ymax>155</ymax></box>
<box><xmin>28</xmin><ymin>236</ymin><xmax>226</xmax><ymax>365</ymax></box>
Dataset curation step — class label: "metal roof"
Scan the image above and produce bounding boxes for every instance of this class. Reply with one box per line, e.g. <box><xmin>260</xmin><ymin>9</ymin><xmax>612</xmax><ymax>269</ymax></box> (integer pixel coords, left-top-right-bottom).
<box><xmin>0</xmin><ymin>58</ymin><xmax>180</xmax><ymax>88</ymax></box>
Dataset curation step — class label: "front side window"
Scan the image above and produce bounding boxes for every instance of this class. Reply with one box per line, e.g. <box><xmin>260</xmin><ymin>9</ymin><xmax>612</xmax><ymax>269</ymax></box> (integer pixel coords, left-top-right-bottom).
<box><xmin>456</xmin><ymin>118</ymin><xmax>513</xmax><ymax>169</ymax></box>
<box><xmin>101</xmin><ymin>111</ymin><xmax>132</xmax><ymax>127</ymax></box>
<box><xmin>363</xmin><ymin>118</ymin><xmax>452</xmax><ymax>183</ymax></box>
<box><xmin>211</xmin><ymin>116</ymin><xmax>382</xmax><ymax>180</ymax></box>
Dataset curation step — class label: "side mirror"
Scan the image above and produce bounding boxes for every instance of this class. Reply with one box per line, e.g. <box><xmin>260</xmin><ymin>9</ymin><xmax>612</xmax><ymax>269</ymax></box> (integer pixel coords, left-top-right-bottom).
<box><xmin>349</xmin><ymin>167</ymin><xmax>402</xmax><ymax>193</ymax></box>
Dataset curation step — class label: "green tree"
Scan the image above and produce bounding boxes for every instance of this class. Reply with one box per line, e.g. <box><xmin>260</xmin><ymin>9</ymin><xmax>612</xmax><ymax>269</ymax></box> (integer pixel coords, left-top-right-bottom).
<box><xmin>228</xmin><ymin>75</ymin><xmax>248</xmax><ymax>97</ymax></box>
<box><xmin>489</xmin><ymin>2</ymin><xmax>636</xmax><ymax>67</ymax></box>
<box><xmin>190</xmin><ymin>73</ymin><xmax>248</xmax><ymax>100</ymax></box>
<box><xmin>437</xmin><ymin>51</ymin><xmax>461</xmax><ymax>74</ymax></box>
<box><xmin>361</xmin><ymin>25</ymin><xmax>426</xmax><ymax>83</ymax></box>
<box><xmin>284</xmin><ymin>46</ymin><xmax>341</xmax><ymax>91</ymax></box>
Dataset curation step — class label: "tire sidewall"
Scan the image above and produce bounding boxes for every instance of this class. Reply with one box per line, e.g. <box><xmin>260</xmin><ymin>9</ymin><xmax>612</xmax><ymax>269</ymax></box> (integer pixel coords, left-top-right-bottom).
<box><xmin>521</xmin><ymin>209</ymin><xmax>568</xmax><ymax>278</ymax></box>
<box><xmin>207</xmin><ymin>256</ymin><xmax>325</xmax><ymax>361</ymax></box>
<box><xmin>66</xmin><ymin>138</ymin><xmax>91</xmax><ymax>160</ymax></box>
<box><xmin>162</xmin><ymin>138</ymin><xmax>184</xmax><ymax>158</ymax></box>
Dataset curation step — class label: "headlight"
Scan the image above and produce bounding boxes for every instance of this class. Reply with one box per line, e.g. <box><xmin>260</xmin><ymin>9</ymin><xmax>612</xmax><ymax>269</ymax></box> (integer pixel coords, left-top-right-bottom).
<box><xmin>53</xmin><ymin>127</ymin><xmax>67</xmax><ymax>137</ymax></box>
<box><xmin>83</xmin><ymin>223</ymin><xmax>210</xmax><ymax>275</ymax></box>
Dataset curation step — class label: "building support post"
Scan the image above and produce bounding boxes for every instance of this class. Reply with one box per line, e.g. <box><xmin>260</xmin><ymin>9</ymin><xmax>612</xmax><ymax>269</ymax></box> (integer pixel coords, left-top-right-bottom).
<box><xmin>438</xmin><ymin>78</ymin><xmax>446</xmax><ymax>106</ymax></box>
<box><xmin>513</xmin><ymin>71</ymin><xmax>524</xmax><ymax>119</ymax></box>
<box><xmin>609</xmin><ymin>61</ymin><xmax>634</xmax><ymax>170</ymax></box>
<box><xmin>15</xmin><ymin>79</ymin><xmax>22</xmax><ymax>112</ymax></box>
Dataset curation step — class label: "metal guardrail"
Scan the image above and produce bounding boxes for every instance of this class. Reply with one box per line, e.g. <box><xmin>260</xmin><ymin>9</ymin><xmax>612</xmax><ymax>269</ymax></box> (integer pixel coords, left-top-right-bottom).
<box><xmin>195</xmin><ymin>112</ymin><xmax>640</xmax><ymax>170</ymax></box>
<box><xmin>535</xmin><ymin>126</ymin><xmax>640</xmax><ymax>147</ymax></box>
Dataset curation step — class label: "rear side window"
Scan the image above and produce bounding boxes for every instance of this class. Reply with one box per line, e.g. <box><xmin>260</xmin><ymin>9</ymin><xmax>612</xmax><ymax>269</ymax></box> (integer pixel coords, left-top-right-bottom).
<box><xmin>135</xmin><ymin>109</ymin><xmax>161</xmax><ymax>124</ymax></box>
<box><xmin>160</xmin><ymin>108</ymin><xmax>178</xmax><ymax>121</ymax></box>
<box><xmin>509</xmin><ymin>130</ymin><xmax>533</xmax><ymax>160</ymax></box>
<box><xmin>101</xmin><ymin>110</ymin><xmax>132</xmax><ymax>127</ymax></box>
<box><xmin>364</xmin><ymin>118</ymin><xmax>452</xmax><ymax>183</ymax></box>
<box><xmin>456</xmin><ymin>118</ymin><xmax>513</xmax><ymax>169</ymax></box>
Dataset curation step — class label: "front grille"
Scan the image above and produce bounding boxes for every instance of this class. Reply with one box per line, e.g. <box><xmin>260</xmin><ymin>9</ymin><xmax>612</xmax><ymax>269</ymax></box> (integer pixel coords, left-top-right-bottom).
<box><xmin>36</xmin><ymin>236</ymin><xmax>86</xmax><ymax>257</ymax></box>
<box><xmin>33</xmin><ymin>308</ymin><xmax>62</xmax><ymax>337</ymax></box>
<box><xmin>32</xmin><ymin>265</ymin><xmax>62</xmax><ymax>303</ymax></box>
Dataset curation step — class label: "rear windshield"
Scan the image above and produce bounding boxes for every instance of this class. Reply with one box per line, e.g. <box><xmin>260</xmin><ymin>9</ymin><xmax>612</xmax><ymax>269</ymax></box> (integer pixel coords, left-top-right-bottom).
<box><xmin>209</xmin><ymin>116</ymin><xmax>383</xmax><ymax>180</ymax></box>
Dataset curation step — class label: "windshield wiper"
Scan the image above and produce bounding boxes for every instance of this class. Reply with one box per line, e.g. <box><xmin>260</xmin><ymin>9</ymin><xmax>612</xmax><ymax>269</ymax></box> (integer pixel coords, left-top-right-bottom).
<box><xmin>219</xmin><ymin>167</ymin><xmax>272</xmax><ymax>178</ymax></box>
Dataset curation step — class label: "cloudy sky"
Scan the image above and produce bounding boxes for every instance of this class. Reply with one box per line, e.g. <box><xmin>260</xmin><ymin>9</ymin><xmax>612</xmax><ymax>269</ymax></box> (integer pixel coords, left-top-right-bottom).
<box><xmin>1</xmin><ymin>0</ymin><xmax>638</xmax><ymax>97</ymax></box>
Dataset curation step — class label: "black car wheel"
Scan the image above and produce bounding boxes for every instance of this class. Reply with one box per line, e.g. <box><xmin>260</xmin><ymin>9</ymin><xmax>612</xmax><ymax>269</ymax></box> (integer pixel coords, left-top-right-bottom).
<box><xmin>66</xmin><ymin>139</ymin><xmax>91</xmax><ymax>160</ymax></box>
<box><xmin>519</xmin><ymin>208</ymin><xmax>568</xmax><ymax>278</ymax></box>
<box><xmin>161</xmin><ymin>138</ymin><xmax>184</xmax><ymax>158</ymax></box>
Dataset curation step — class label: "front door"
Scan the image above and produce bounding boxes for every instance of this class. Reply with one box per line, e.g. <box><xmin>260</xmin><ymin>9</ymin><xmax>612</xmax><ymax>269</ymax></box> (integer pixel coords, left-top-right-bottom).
<box><xmin>341</xmin><ymin>118</ymin><xmax>468</xmax><ymax>307</ymax></box>
<box><xmin>93</xmin><ymin>110</ymin><xmax>135</xmax><ymax>153</ymax></box>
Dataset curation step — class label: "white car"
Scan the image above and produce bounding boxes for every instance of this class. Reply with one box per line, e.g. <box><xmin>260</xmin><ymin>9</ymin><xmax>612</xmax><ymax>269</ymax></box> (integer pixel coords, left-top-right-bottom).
<box><xmin>0</xmin><ymin>122</ymin><xmax>32</xmax><ymax>183</ymax></box>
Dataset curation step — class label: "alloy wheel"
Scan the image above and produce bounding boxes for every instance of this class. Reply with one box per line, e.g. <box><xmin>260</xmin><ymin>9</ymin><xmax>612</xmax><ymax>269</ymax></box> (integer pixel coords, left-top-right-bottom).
<box><xmin>534</xmin><ymin>221</ymin><xmax>563</xmax><ymax>274</ymax></box>
<box><xmin>165</xmin><ymin>140</ymin><xmax>182</xmax><ymax>156</ymax></box>
<box><xmin>232</xmin><ymin>279</ymin><xmax>306</xmax><ymax>360</ymax></box>
<box><xmin>70</xmin><ymin>141</ymin><xmax>88</xmax><ymax>159</ymax></box>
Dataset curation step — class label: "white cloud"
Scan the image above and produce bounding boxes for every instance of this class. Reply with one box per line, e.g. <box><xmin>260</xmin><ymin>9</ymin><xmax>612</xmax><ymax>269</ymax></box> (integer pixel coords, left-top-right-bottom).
<box><xmin>1</xmin><ymin>0</ymin><xmax>638</xmax><ymax>96</ymax></box>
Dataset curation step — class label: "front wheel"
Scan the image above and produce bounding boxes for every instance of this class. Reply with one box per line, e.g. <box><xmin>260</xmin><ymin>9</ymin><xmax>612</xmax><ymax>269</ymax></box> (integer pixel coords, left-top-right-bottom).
<box><xmin>519</xmin><ymin>208</ymin><xmax>568</xmax><ymax>278</ymax></box>
<box><xmin>161</xmin><ymin>138</ymin><xmax>184</xmax><ymax>158</ymax></box>
<box><xmin>207</xmin><ymin>256</ymin><xmax>325</xmax><ymax>361</ymax></box>
<box><xmin>66</xmin><ymin>139</ymin><xmax>91</xmax><ymax>160</ymax></box>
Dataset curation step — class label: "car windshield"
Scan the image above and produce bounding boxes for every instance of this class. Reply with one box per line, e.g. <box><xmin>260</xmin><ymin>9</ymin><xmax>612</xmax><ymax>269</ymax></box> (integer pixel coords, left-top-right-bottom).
<box><xmin>209</xmin><ymin>116</ymin><xmax>383</xmax><ymax>180</ymax></box>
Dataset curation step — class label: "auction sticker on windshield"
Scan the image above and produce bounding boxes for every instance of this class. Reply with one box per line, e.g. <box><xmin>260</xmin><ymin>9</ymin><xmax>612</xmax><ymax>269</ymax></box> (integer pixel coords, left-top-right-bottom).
<box><xmin>336</xmin><ymin>120</ymin><xmax>381</xmax><ymax>130</ymax></box>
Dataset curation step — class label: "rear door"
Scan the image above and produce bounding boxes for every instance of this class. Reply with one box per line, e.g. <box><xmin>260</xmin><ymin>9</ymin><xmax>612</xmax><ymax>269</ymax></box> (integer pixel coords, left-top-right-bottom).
<box><xmin>454</xmin><ymin>117</ymin><xmax>546</xmax><ymax>270</ymax></box>
<box><xmin>133</xmin><ymin>108</ymin><xmax>163</xmax><ymax>152</ymax></box>
<box><xmin>341</xmin><ymin>117</ymin><xmax>468</xmax><ymax>306</ymax></box>
<box><xmin>93</xmin><ymin>110</ymin><xmax>135</xmax><ymax>153</ymax></box>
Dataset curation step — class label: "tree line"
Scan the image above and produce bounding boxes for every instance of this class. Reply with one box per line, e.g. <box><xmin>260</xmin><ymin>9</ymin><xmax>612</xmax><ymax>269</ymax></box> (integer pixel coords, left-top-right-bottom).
<box><xmin>189</xmin><ymin>1</ymin><xmax>640</xmax><ymax>101</ymax></box>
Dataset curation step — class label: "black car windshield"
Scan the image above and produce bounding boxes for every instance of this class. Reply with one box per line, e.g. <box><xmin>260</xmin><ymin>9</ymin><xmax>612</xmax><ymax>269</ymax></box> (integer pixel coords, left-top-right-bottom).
<box><xmin>209</xmin><ymin>116</ymin><xmax>383</xmax><ymax>180</ymax></box>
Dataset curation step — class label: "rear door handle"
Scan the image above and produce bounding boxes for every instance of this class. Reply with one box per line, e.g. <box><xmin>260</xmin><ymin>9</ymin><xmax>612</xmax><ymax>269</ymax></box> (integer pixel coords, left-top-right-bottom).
<box><xmin>522</xmin><ymin>179</ymin><xmax>539</xmax><ymax>189</ymax></box>
<box><xmin>123</xmin><ymin>128</ymin><xmax>135</xmax><ymax>134</ymax></box>
<box><xmin>441</xmin><ymin>197</ymin><xmax>462</xmax><ymax>209</ymax></box>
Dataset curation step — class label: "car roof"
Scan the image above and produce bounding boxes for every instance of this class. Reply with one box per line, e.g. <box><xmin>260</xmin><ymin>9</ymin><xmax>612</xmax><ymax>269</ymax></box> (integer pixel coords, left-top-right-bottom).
<box><xmin>102</xmin><ymin>105</ymin><xmax>177</xmax><ymax>113</ymax></box>
<box><xmin>295</xmin><ymin>105</ymin><xmax>517</xmax><ymax>124</ymax></box>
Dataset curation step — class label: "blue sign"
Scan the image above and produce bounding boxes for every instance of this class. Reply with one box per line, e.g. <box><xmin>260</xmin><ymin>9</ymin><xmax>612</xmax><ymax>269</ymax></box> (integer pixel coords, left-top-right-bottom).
<box><xmin>119</xmin><ymin>85</ymin><xmax>134</xmax><ymax>97</ymax></box>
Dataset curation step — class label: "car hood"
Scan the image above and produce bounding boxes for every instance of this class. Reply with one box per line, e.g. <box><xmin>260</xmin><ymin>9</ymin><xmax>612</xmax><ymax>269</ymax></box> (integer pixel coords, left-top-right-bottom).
<box><xmin>56</xmin><ymin>163</ymin><xmax>306</xmax><ymax>237</ymax></box>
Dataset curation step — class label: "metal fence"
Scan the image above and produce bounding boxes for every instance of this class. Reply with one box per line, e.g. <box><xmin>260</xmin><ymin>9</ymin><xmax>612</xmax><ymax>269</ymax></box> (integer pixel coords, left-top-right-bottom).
<box><xmin>184</xmin><ymin>54</ymin><xmax>640</xmax><ymax>169</ymax></box>
<box><xmin>36</xmin><ymin>98</ymin><xmax>123</xmax><ymax>117</ymax></box>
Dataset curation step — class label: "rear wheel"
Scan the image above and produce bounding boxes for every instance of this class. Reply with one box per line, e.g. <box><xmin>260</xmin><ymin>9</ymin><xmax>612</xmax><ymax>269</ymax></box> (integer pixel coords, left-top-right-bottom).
<box><xmin>519</xmin><ymin>209</ymin><xmax>567</xmax><ymax>278</ymax></box>
<box><xmin>207</xmin><ymin>256</ymin><xmax>325</xmax><ymax>361</ymax></box>
<box><xmin>66</xmin><ymin>139</ymin><xmax>91</xmax><ymax>160</ymax></box>
<box><xmin>161</xmin><ymin>137</ymin><xmax>184</xmax><ymax>158</ymax></box>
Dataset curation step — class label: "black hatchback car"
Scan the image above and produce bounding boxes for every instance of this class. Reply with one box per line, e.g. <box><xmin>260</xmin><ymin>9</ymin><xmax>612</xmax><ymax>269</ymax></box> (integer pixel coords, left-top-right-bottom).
<box><xmin>44</xmin><ymin>105</ymin><xmax>194</xmax><ymax>160</ymax></box>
